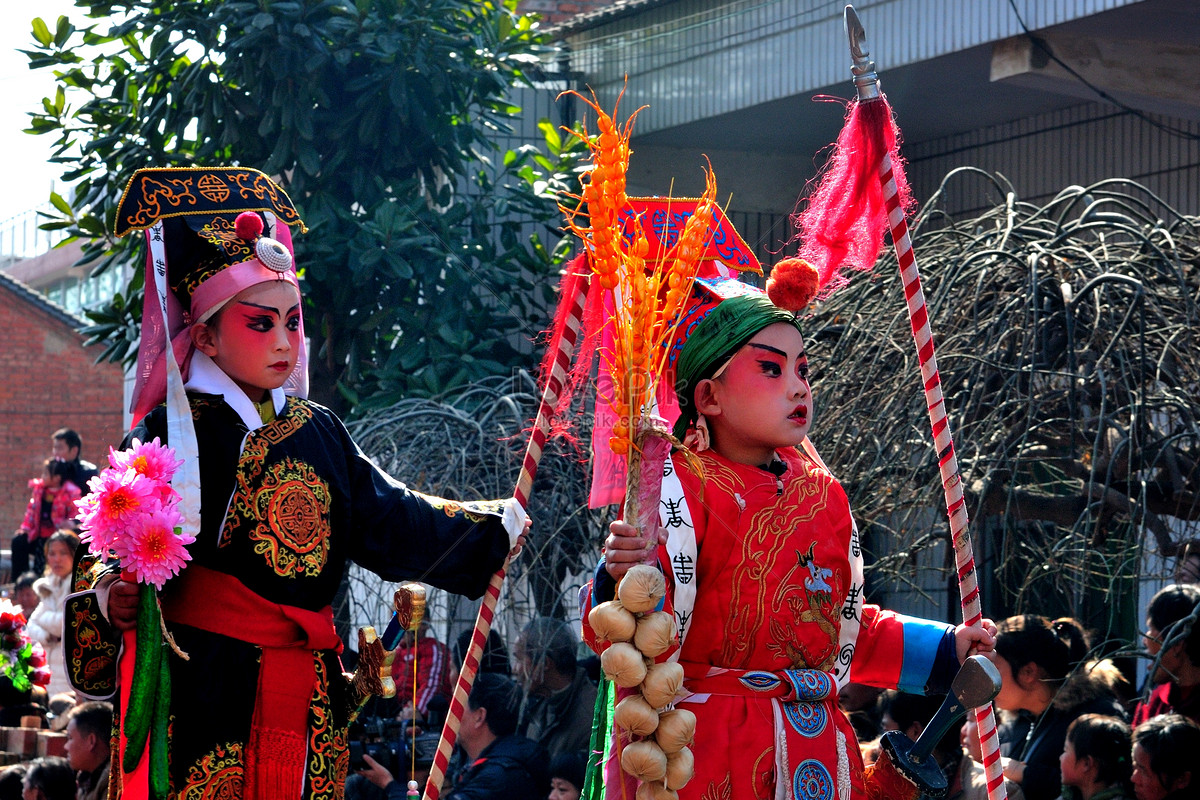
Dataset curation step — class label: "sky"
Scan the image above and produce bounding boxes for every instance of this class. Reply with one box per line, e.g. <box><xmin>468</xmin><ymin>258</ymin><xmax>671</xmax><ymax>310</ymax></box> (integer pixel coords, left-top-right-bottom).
<box><xmin>0</xmin><ymin>1</ymin><xmax>82</xmax><ymax>223</ymax></box>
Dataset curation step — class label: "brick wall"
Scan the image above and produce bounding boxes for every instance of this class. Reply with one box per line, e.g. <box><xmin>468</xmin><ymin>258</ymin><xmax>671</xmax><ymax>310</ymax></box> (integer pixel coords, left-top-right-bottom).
<box><xmin>0</xmin><ymin>286</ymin><xmax>124</xmax><ymax>549</ymax></box>
<box><xmin>519</xmin><ymin>0</ymin><xmax>615</xmax><ymax>26</ymax></box>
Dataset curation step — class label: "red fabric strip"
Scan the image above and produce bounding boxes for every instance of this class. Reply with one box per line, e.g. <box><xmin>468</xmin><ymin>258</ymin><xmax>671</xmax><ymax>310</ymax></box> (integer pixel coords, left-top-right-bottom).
<box><xmin>160</xmin><ymin>565</ymin><xmax>340</xmax><ymax>800</ymax></box>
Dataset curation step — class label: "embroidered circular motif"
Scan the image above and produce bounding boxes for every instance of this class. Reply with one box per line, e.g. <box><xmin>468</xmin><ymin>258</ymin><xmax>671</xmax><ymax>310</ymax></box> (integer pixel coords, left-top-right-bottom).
<box><xmin>196</xmin><ymin>173</ymin><xmax>231</xmax><ymax>203</ymax></box>
<box><xmin>784</xmin><ymin>668</ymin><xmax>834</xmax><ymax>701</ymax></box>
<box><xmin>783</xmin><ymin>701</ymin><xmax>827</xmax><ymax>738</ymax></box>
<box><xmin>250</xmin><ymin>458</ymin><xmax>332</xmax><ymax>578</ymax></box>
<box><xmin>793</xmin><ymin>759</ymin><xmax>834</xmax><ymax>800</ymax></box>
<box><xmin>270</xmin><ymin>482</ymin><xmax>326</xmax><ymax>553</ymax></box>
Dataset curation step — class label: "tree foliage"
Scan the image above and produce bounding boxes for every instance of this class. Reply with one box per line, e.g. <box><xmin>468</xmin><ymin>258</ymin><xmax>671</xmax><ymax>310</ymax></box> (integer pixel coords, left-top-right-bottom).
<box><xmin>25</xmin><ymin>0</ymin><xmax>583</xmax><ymax>411</ymax></box>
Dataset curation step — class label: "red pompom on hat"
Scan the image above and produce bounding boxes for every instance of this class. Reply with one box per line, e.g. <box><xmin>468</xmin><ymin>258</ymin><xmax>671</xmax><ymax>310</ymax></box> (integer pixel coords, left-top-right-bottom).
<box><xmin>235</xmin><ymin>210</ymin><xmax>264</xmax><ymax>240</ymax></box>
<box><xmin>766</xmin><ymin>257</ymin><xmax>820</xmax><ymax>312</ymax></box>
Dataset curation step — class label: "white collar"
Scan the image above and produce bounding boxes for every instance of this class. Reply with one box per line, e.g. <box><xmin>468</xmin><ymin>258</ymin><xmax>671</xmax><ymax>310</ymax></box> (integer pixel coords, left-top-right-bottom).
<box><xmin>185</xmin><ymin>352</ymin><xmax>287</xmax><ymax>431</ymax></box>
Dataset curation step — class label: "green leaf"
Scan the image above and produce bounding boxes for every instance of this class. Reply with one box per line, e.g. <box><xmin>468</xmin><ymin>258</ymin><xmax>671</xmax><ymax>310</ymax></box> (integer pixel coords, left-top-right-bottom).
<box><xmin>53</xmin><ymin>16</ymin><xmax>74</xmax><ymax>48</ymax></box>
<box><xmin>31</xmin><ymin>18</ymin><xmax>52</xmax><ymax>47</ymax></box>
<box><xmin>48</xmin><ymin>191</ymin><xmax>73</xmax><ymax>216</ymax></box>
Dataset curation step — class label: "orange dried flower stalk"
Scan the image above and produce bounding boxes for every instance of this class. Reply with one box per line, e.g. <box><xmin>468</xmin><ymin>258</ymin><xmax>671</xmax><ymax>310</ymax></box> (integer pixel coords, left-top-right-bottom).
<box><xmin>559</xmin><ymin>89</ymin><xmax>719</xmax><ymax>461</ymax></box>
<box><xmin>559</xmin><ymin>86</ymin><xmax>641</xmax><ymax>294</ymax></box>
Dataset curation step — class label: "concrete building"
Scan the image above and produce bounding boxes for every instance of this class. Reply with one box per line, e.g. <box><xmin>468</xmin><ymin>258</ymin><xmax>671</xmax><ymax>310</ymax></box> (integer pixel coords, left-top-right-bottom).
<box><xmin>543</xmin><ymin>0</ymin><xmax>1199</xmax><ymax>265</ymax></box>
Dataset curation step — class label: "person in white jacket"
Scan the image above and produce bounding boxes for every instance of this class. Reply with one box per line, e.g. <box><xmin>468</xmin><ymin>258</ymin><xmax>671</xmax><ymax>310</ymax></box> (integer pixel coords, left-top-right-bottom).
<box><xmin>24</xmin><ymin>529</ymin><xmax>79</xmax><ymax>699</ymax></box>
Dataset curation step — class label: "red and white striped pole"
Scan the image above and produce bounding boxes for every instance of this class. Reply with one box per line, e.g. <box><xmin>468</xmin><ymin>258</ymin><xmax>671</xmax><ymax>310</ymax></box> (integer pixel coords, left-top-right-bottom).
<box><xmin>843</xmin><ymin>6</ymin><xmax>1006</xmax><ymax>799</ymax></box>
<box><xmin>422</xmin><ymin>270</ymin><xmax>590</xmax><ymax>800</ymax></box>
<box><xmin>881</xmin><ymin>151</ymin><xmax>1006</xmax><ymax>799</ymax></box>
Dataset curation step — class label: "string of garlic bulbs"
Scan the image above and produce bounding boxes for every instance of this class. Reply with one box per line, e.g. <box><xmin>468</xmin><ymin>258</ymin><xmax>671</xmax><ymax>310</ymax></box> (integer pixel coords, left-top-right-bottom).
<box><xmin>589</xmin><ymin>564</ymin><xmax>696</xmax><ymax>798</ymax></box>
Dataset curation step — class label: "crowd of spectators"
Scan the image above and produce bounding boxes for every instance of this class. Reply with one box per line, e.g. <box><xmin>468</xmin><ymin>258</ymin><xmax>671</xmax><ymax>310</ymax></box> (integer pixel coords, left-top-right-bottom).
<box><xmin>0</xmin><ymin>696</ymin><xmax>113</xmax><ymax>800</ymax></box>
<box><xmin>344</xmin><ymin>616</ymin><xmax>594</xmax><ymax>800</ymax></box>
<box><xmin>336</xmin><ymin>577</ymin><xmax>1200</xmax><ymax>800</ymax></box>
<box><xmin>847</xmin><ymin>578</ymin><xmax>1200</xmax><ymax>800</ymax></box>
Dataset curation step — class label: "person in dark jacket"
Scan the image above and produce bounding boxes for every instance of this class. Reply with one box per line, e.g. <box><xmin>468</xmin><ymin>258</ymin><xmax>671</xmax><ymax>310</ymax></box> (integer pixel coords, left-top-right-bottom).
<box><xmin>514</xmin><ymin>618</ymin><xmax>597</xmax><ymax>762</ymax></box>
<box><xmin>51</xmin><ymin>428</ymin><xmax>98</xmax><ymax>496</ymax></box>
<box><xmin>63</xmin><ymin>701</ymin><xmax>112</xmax><ymax>800</ymax></box>
<box><xmin>360</xmin><ymin>673</ymin><xmax>547</xmax><ymax>800</ymax></box>
<box><xmin>986</xmin><ymin>616</ymin><xmax>1128</xmax><ymax>800</ymax></box>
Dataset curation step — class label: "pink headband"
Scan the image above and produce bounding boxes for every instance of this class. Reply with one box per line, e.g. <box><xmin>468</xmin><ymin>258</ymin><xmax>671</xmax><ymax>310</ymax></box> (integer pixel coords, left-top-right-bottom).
<box><xmin>192</xmin><ymin>259</ymin><xmax>300</xmax><ymax>323</ymax></box>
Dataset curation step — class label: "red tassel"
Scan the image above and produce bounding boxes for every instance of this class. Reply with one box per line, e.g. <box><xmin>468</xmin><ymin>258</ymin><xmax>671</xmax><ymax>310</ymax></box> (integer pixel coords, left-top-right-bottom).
<box><xmin>793</xmin><ymin>96</ymin><xmax>915</xmax><ymax>296</ymax></box>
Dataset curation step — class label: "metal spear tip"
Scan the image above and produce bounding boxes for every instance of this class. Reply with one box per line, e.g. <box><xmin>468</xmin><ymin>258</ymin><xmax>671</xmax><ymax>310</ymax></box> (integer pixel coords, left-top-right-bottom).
<box><xmin>950</xmin><ymin>654</ymin><xmax>1003</xmax><ymax>709</ymax></box>
<box><xmin>845</xmin><ymin>5</ymin><xmax>867</xmax><ymax>60</ymax></box>
<box><xmin>844</xmin><ymin>5</ymin><xmax>881</xmax><ymax>102</ymax></box>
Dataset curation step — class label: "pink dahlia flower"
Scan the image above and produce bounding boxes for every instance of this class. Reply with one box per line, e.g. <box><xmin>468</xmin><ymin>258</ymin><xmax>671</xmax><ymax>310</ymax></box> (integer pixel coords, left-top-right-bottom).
<box><xmin>75</xmin><ymin>469</ymin><xmax>161</xmax><ymax>553</ymax></box>
<box><xmin>108</xmin><ymin>437</ymin><xmax>183</xmax><ymax>486</ymax></box>
<box><xmin>116</xmin><ymin>506</ymin><xmax>193</xmax><ymax>590</ymax></box>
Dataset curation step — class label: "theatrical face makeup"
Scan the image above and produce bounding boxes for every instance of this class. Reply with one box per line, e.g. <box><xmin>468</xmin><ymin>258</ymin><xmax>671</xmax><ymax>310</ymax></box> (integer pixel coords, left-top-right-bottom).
<box><xmin>701</xmin><ymin>322</ymin><xmax>812</xmax><ymax>466</ymax></box>
<box><xmin>195</xmin><ymin>281</ymin><xmax>301</xmax><ymax>401</ymax></box>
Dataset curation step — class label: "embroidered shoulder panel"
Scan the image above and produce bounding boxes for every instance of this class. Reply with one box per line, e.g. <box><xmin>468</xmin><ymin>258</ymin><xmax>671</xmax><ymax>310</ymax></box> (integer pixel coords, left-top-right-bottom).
<box><xmin>189</xmin><ymin>396</ymin><xmax>227</xmax><ymax>421</ymax></box>
<box><xmin>72</xmin><ymin>552</ymin><xmax>117</xmax><ymax>593</ymax></box>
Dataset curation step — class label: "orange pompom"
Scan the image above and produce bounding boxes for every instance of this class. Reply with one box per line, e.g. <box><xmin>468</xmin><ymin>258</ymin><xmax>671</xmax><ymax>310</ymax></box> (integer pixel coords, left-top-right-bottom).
<box><xmin>766</xmin><ymin>257</ymin><xmax>820</xmax><ymax>312</ymax></box>
<box><xmin>235</xmin><ymin>211</ymin><xmax>264</xmax><ymax>240</ymax></box>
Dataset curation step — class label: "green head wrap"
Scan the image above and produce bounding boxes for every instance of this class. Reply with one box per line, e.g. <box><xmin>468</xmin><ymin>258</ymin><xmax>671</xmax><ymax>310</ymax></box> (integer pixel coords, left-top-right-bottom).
<box><xmin>672</xmin><ymin>290</ymin><xmax>802</xmax><ymax>440</ymax></box>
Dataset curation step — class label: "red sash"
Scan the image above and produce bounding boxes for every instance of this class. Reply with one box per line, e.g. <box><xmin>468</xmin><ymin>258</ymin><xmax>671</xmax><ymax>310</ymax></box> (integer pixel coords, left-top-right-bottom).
<box><xmin>157</xmin><ymin>565</ymin><xmax>342</xmax><ymax>800</ymax></box>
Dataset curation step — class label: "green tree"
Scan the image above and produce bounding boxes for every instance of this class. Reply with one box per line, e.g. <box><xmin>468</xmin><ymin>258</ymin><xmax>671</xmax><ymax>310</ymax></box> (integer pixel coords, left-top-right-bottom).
<box><xmin>25</xmin><ymin>0</ymin><xmax>582</xmax><ymax>411</ymax></box>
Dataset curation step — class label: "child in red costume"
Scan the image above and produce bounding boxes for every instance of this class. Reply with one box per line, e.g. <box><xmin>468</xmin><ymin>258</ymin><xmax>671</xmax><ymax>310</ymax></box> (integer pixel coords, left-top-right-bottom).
<box><xmin>13</xmin><ymin>459</ymin><xmax>81</xmax><ymax>576</ymax></box>
<box><xmin>584</xmin><ymin>278</ymin><xmax>996</xmax><ymax>800</ymax></box>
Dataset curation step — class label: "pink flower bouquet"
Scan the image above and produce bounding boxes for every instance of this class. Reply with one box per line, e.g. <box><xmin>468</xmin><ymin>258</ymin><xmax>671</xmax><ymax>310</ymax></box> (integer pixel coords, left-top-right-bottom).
<box><xmin>75</xmin><ymin>437</ymin><xmax>195</xmax><ymax>589</ymax></box>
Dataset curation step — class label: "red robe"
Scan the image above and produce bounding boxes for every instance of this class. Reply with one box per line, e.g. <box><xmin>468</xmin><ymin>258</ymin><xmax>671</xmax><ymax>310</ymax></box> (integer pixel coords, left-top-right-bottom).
<box><xmin>585</xmin><ymin>445</ymin><xmax>955</xmax><ymax>800</ymax></box>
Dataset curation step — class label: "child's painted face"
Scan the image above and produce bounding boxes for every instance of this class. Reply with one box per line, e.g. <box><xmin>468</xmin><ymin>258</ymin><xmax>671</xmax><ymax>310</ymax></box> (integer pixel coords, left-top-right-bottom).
<box><xmin>45</xmin><ymin>541</ymin><xmax>74</xmax><ymax>578</ymax></box>
<box><xmin>195</xmin><ymin>281</ymin><xmax>301</xmax><ymax>401</ymax></box>
<box><xmin>700</xmin><ymin>322</ymin><xmax>811</xmax><ymax>466</ymax></box>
